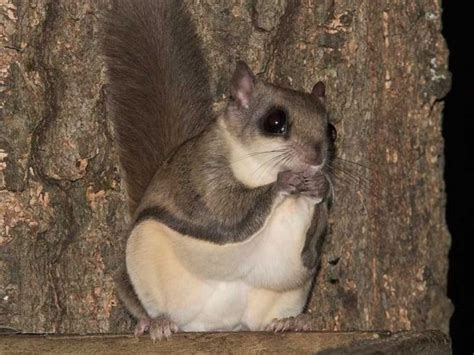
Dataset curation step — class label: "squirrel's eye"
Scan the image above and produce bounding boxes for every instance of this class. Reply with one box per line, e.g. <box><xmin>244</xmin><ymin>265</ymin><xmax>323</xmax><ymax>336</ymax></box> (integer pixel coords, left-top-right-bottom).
<box><xmin>328</xmin><ymin>123</ymin><xmax>337</xmax><ymax>142</ymax></box>
<box><xmin>263</xmin><ymin>109</ymin><xmax>287</xmax><ymax>135</ymax></box>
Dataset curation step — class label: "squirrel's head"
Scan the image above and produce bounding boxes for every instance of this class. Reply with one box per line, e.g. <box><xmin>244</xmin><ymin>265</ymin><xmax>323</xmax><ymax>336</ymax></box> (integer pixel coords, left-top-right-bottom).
<box><xmin>221</xmin><ymin>61</ymin><xmax>336</xmax><ymax>187</ymax></box>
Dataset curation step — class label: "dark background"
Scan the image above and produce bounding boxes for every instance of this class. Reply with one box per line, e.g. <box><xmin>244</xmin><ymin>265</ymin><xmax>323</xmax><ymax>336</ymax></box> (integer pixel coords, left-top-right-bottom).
<box><xmin>442</xmin><ymin>1</ymin><xmax>473</xmax><ymax>354</ymax></box>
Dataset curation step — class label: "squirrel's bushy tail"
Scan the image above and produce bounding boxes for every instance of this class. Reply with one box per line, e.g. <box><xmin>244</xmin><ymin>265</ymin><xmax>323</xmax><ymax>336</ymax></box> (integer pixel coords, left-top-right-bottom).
<box><xmin>104</xmin><ymin>0</ymin><xmax>214</xmax><ymax>214</ymax></box>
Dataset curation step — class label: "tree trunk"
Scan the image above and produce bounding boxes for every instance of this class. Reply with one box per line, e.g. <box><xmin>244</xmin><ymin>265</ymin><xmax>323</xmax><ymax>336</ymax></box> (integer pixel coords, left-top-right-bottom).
<box><xmin>1</xmin><ymin>0</ymin><xmax>451</xmax><ymax>334</ymax></box>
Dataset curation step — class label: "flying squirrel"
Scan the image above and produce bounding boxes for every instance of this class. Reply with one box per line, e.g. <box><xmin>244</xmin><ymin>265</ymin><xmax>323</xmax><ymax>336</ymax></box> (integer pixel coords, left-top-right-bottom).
<box><xmin>104</xmin><ymin>0</ymin><xmax>337</xmax><ymax>341</ymax></box>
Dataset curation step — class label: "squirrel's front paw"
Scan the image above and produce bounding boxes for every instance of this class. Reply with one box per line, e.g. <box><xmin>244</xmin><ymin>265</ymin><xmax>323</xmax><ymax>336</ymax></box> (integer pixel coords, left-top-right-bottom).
<box><xmin>298</xmin><ymin>171</ymin><xmax>329</xmax><ymax>200</ymax></box>
<box><xmin>276</xmin><ymin>170</ymin><xmax>305</xmax><ymax>195</ymax></box>
<box><xmin>277</xmin><ymin>170</ymin><xmax>329</xmax><ymax>201</ymax></box>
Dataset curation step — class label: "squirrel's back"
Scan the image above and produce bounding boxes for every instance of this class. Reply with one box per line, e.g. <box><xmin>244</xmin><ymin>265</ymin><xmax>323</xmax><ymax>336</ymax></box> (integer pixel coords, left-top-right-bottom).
<box><xmin>104</xmin><ymin>0</ymin><xmax>214</xmax><ymax>214</ymax></box>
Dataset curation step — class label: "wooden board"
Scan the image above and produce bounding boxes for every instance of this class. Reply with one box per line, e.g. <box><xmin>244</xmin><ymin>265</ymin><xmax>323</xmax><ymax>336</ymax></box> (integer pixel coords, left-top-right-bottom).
<box><xmin>0</xmin><ymin>330</ymin><xmax>450</xmax><ymax>354</ymax></box>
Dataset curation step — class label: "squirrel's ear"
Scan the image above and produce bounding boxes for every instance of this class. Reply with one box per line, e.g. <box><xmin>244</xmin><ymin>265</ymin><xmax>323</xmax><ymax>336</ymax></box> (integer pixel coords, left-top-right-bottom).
<box><xmin>311</xmin><ymin>81</ymin><xmax>326</xmax><ymax>103</ymax></box>
<box><xmin>231</xmin><ymin>61</ymin><xmax>255</xmax><ymax>109</ymax></box>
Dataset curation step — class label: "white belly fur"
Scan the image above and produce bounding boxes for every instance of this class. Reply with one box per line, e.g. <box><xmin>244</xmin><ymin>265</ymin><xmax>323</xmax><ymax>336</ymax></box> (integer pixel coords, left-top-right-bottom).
<box><xmin>126</xmin><ymin>195</ymin><xmax>316</xmax><ymax>331</ymax></box>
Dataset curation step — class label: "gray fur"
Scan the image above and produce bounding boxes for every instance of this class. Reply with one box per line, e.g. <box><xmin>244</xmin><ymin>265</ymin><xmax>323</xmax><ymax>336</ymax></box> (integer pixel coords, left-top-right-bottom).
<box><xmin>135</xmin><ymin>125</ymin><xmax>277</xmax><ymax>244</ymax></box>
<box><xmin>135</xmin><ymin>79</ymin><xmax>333</xmax><ymax>244</ymax></box>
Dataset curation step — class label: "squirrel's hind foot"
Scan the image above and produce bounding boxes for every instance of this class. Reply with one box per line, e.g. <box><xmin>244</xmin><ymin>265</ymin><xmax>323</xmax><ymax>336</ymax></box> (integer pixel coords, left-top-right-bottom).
<box><xmin>134</xmin><ymin>316</ymin><xmax>179</xmax><ymax>341</ymax></box>
<box><xmin>134</xmin><ymin>318</ymin><xmax>151</xmax><ymax>337</ymax></box>
<box><xmin>149</xmin><ymin>316</ymin><xmax>179</xmax><ymax>342</ymax></box>
<box><xmin>264</xmin><ymin>313</ymin><xmax>313</xmax><ymax>333</ymax></box>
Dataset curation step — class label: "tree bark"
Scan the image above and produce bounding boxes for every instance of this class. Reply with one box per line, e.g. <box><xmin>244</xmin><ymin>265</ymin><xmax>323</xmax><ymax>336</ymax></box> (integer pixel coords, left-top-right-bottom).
<box><xmin>1</xmin><ymin>0</ymin><xmax>451</xmax><ymax>334</ymax></box>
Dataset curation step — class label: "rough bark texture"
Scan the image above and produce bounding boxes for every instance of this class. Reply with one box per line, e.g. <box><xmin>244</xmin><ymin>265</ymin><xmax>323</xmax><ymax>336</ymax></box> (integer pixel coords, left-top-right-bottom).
<box><xmin>1</xmin><ymin>0</ymin><xmax>451</xmax><ymax>334</ymax></box>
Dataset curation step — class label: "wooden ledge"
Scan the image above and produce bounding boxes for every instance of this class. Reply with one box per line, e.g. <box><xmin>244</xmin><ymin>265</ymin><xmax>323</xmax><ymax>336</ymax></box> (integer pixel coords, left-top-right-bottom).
<box><xmin>0</xmin><ymin>330</ymin><xmax>450</xmax><ymax>354</ymax></box>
